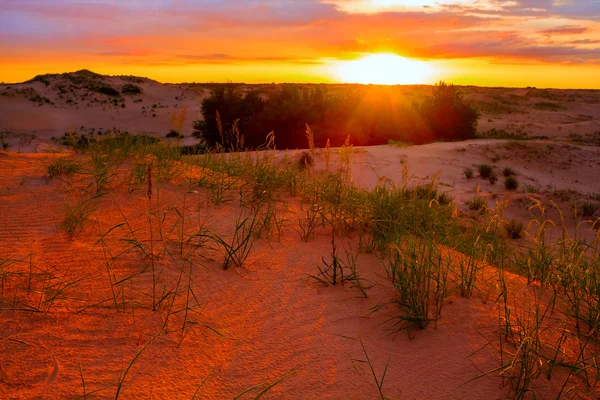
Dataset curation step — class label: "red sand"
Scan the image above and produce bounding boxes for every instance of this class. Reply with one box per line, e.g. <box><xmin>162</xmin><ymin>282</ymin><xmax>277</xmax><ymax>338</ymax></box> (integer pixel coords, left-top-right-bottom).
<box><xmin>0</xmin><ymin>151</ymin><xmax>598</xmax><ymax>399</ymax></box>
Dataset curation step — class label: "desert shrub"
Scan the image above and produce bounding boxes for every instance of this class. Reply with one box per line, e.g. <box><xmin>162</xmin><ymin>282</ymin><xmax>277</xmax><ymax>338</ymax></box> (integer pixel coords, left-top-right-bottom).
<box><xmin>488</xmin><ymin>173</ymin><xmax>498</xmax><ymax>185</ymax></box>
<box><xmin>122</xmin><ymin>84</ymin><xmax>142</xmax><ymax>95</ymax></box>
<box><xmin>478</xmin><ymin>164</ymin><xmax>493</xmax><ymax>178</ymax></box>
<box><xmin>418</xmin><ymin>81</ymin><xmax>479</xmax><ymax>141</ymax></box>
<box><xmin>504</xmin><ymin>176</ymin><xmax>519</xmax><ymax>190</ymax></box>
<box><xmin>504</xmin><ymin>219</ymin><xmax>524</xmax><ymax>239</ymax></box>
<box><xmin>532</xmin><ymin>101</ymin><xmax>562</xmax><ymax>111</ymax></box>
<box><xmin>95</xmin><ymin>85</ymin><xmax>120</xmax><ymax>96</ymax></box>
<box><xmin>502</xmin><ymin>167</ymin><xmax>515</xmax><ymax>177</ymax></box>
<box><xmin>464</xmin><ymin>168</ymin><xmax>474</xmax><ymax>179</ymax></box>
<box><xmin>298</xmin><ymin>151</ymin><xmax>313</xmax><ymax>168</ymax></box>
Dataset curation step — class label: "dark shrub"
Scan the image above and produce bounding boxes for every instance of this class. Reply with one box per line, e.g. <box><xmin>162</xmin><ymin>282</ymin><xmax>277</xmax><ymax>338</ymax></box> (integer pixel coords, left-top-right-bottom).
<box><xmin>418</xmin><ymin>81</ymin><xmax>479</xmax><ymax>141</ymax></box>
<box><xmin>122</xmin><ymin>84</ymin><xmax>142</xmax><ymax>95</ymax></box>
<box><xmin>581</xmin><ymin>201</ymin><xmax>597</xmax><ymax>217</ymax></box>
<box><xmin>504</xmin><ymin>176</ymin><xmax>519</xmax><ymax>190</ymax></box>
<box><xmin>298</xmin><ymin>151</ymin><xmax>313</xmax><ymax>168</ymax></box>
<box><xmin>192</xmin><ymin>82</ymin><xmax>479</xmax><ymax>151</ymax></box>
<box><xmin>478</xmin><ymin>164</ymin><xmax>493</xmax><ymax>178</ymax></box>
<box><xmin>502</xmin><ymin>167</ymin><xmax>515</xmax><ymax>177</ymax></box>
<box><xmin>95</xmin><ymin>85</ymin><xmax>120</xmax><ymax>96</ymax></box>
<box><xmin>166</xmin><ymin>130</ymin><xmax>184</xmax><ymax>139</ymax></box>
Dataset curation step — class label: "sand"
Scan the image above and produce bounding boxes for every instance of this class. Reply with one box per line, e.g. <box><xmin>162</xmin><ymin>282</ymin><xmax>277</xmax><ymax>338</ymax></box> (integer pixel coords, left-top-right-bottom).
<box><xmin>0</xmin><ymin>145</ymin><xmax>598</xmax><ymax>398</ymax></box>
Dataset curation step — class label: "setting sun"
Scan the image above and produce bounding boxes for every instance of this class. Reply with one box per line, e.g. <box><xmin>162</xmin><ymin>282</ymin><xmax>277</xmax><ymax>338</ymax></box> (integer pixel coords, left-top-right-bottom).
<box><xmin>336</xmin><ymin>53</ymin><xmax>435</xmax><ymax>85</ymax></box>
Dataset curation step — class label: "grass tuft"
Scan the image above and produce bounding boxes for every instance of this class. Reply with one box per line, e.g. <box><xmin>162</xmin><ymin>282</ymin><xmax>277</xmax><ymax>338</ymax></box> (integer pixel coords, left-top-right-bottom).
<box><xmin>504</xmin><ymin>176</ymin><xmax>519</xmax><ymax>190</ymax></box>
<box><xmin>478</xmin><ymin>164</ymin><xmax>493</xmax><ymax>178</ymax></box>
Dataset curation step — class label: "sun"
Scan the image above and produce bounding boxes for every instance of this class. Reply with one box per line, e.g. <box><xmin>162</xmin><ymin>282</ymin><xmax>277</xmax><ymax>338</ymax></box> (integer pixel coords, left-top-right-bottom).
<box><xmin>336</xmin><ymin>53</ymin><xmax>435</xmax><ymax>85</ymax></box>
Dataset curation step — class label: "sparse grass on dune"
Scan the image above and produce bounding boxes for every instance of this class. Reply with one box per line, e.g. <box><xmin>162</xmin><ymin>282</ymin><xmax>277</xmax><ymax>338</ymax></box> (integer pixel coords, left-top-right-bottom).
<box><xmin>2</xmin><ymin>127</ymin><xmax>600</xmax><ymax>399</ymax></box>
<box><xmin>45</xmin><ymin>155</ymin><xmax>82</xmax><ymax>177</ymax></box>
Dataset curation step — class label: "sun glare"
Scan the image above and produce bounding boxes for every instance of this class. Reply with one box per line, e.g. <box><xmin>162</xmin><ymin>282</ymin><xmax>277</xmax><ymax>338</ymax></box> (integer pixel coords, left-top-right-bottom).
<box><xmin>336</xmin><ymin>53</ymin><xmax>435</xmax><ymax>85</ymax></box>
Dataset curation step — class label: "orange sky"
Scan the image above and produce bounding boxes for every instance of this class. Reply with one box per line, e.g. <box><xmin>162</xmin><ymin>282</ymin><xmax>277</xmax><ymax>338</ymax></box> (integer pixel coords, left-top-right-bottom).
<box><xmin>1</xmin><ymin>0</ymin><xmax>599</xmax><ymax>88</ymax></box>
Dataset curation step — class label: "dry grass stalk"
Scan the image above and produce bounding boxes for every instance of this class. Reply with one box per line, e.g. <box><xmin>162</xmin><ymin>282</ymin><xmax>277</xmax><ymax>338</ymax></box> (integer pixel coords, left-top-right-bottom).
<box><xmin>325</xmin><ymin>138</ymin><xmax>331</xmax><ymax>170</ymax></box>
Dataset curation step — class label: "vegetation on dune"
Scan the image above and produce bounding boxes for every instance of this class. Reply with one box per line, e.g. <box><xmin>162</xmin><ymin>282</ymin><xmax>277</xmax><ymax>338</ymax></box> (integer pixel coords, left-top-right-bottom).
<box><xmin>121</xmin><ymin>83</ymin><xmax>143</xmax><ymax>95</ymax></box>
<box><xmin>463</xmin><ymin>167</ymin><xmax>474</xmax><ymax>179</ymax></box>
<box><xmin>477</xmin><ymin>164</ymin><xmax>493</xmax><ymax>178</ymax></box>
<box><xmin>192</xmin><ymin>81</ymin><xmax>479</xmax><ymax>149</ymax></box>
<box><xmin>504</xmin><ymin>176</ymin><xmax>519</xmax><ymax>190</ymax></box>
<box><xmin>3</xmin><ymin>110</ymin><xmax>600</xmax><ymax>399</ymax></box>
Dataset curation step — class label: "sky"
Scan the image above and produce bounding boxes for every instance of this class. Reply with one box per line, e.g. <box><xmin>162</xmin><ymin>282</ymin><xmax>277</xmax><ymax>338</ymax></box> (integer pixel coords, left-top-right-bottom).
<box><xmin>1</xmin><ymin>0</ymin><xmax>599</xmax><ymax>88</ymax></box>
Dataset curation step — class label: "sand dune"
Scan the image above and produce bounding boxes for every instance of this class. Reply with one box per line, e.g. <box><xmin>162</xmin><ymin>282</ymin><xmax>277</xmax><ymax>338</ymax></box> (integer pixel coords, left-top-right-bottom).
<box><xmin>1</xmin><ymin>71</ymin><xmax>599</xmax><ymax>399</ymax></box>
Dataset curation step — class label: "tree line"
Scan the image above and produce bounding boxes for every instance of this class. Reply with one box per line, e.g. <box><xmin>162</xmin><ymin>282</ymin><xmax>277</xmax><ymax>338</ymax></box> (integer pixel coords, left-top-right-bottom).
<box><xmin>192</xmin><ymin>82</ymin><xmax>478</xmax><ymax>150</ymax></box>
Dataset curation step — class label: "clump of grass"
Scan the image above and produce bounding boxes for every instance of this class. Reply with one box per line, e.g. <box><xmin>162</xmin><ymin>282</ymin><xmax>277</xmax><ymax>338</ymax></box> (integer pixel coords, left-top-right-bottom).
<box><xmin>415</xmin><ymin>185</ymin><xmax>437</xmax><ymax>201</ymax></box>
<box><xmin>464</xmin><ymin>168</ymin><xmax>474</xmax><ymax>179</ymax></box>
<box><xmin>382</xmin><ymin>237</ymin><xmax>449</xmax><ymax>332</ymax></box>
<box><xmin>525</xmin><ymin>185</ymin><xmax>539</xmax><ymax>193</ymax></box>
<box><xmin>437</xmin><ymin>192</ymin><xmax>454</xmax><ymax>206</ymax></box>
<box><xmin>573</xmin><ymin>201</ymin><xmax>597</xmax><ymax>218</ymax></box>
<box><xmin>297</xmin><ymin>202</ymin><xmax>324</xmax><ymax>242</ymax></box>
<box><xmin>488</xmin><ymin>172</ymin><xmax>498</xmax><ymax>185</ymax></box>
<box><xmin>305</xmin><ymin>124</ymin><xmax>316</xmax><ymax>170</ymax></box>
<box><xmin>466</xmin><ymin>190</ymin><xmax>487</xmax><ymax>213</ymax></box>
<box><xmin>504</xmin><ymin>219</ymin><xmax>524</xmax><ymax>239</ymax></box>
<box><xmin>211</xmin><ymin>211</ymin><xmax>259</xmax><ymax>270</ymax></box>
<box><xmin>324</xmin><ymin>138</ymin><xmax>331</xmax><ymax>170</ymax></box>
<box><xmin>502</xmin><ymin>167</ymin><xmax>516</xmax><ymax>177</ymax></box>
<box><xmin>504</xmin><ymin>176</ymin><xmax>519</xmax><ymax>190</ymax></box>
<box><xmin>60</xmin><ymin>195</ymin><xmax>97</xmax><ymax>240</ymax></box>
<box><xmin>46</xmin><ymin>156</ymin><xmax>82</xmax><ymax>177</ymax></box>
<box><xmin>478</xmin><ymin>164</ymin><xmax>493</xmax><ymax>178</ymax></box>
<box><xmin>581</xmin><ymin>201</ymin><xmax>597</xmax><ymax>217</ymax></box>
<box><xmin>310</xmin><ymin>233</ymin><xmax>367</xmax><ymax>297</ymax></box>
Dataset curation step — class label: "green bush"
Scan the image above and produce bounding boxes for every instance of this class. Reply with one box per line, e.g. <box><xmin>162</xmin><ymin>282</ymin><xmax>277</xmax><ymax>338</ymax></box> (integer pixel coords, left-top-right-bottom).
<box><xmin>464</xmin><ymin>168</ymin><xmax>474</xmax><ymax>179</ymax></box>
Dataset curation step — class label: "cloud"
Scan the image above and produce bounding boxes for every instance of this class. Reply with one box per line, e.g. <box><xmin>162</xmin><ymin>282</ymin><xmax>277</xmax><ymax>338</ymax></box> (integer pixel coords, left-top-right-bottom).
<box><xmin>1</xmin><ymin>0</ymin><xmax>599</xmax><ymax>69</ymax></box>
<box><xmin>540</xmin><ymin>25</ymin><xmax>588</xmax><ymax>36</ymax></box>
